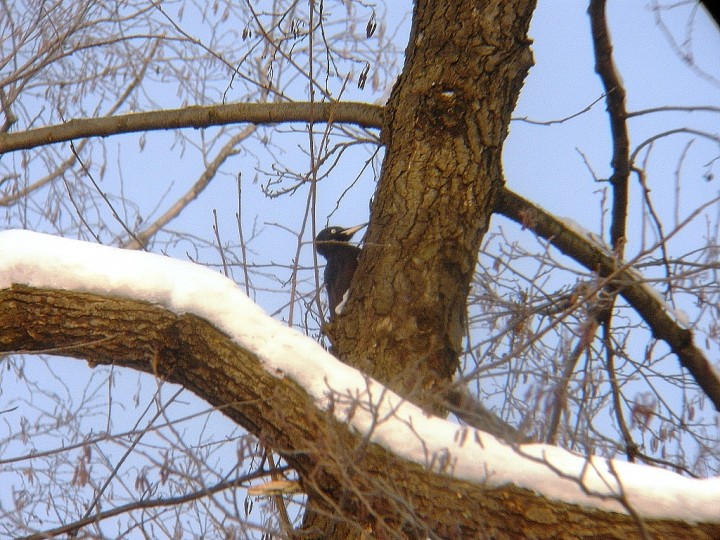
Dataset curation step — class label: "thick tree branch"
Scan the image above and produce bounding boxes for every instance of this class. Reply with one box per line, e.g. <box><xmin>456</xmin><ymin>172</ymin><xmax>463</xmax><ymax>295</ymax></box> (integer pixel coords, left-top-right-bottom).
<box><xmin>0</xmin><ymin>102</ymin><xmax>383</xmax><ymax>154</ymax></box>
<box><xmin>1</xmin><ymin>284</ymin><xmax>718</xmax><ymax>538</ymax></box>
<box><xmin>495</xmin><ymin>187</ymin><xmax>720</xmax><ymax>412</ymax></box>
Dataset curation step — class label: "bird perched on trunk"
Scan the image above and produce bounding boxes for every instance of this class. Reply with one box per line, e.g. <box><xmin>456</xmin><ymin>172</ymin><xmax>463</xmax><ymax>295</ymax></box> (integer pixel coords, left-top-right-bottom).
<box><xmin>314</xmin><ymin>223</ymin><xmax>367</xmax><ymax>317</ymax></box>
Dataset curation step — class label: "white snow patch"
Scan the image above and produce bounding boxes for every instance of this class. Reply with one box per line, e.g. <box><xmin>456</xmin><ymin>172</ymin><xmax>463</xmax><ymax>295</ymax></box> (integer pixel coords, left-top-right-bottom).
<box><xmin>1</xmin><ymin>229</ymin><xmax>719</xmax><ymax>522</ymax></box>
<box><xmin>556</xmin><ymin>216</ymin><xmax>613</xmax><ymax>256</ymax></box>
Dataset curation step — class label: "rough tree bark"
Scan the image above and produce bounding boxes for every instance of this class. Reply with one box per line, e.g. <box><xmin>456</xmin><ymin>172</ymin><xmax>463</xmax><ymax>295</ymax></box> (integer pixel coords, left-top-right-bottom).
<box><xmin>1</xmin><ymin>285</ymin><xmax>719</xmax><ymax>539</ymax></box>
<box><xmin>331</xmin><ymin>0</ymin><xmax>536</xmax><ymax>416</ymax></box>
<box><xmin>308</xmin><ymin>0</ymin><xmax>532</xmax><ymax>534</ymax></box>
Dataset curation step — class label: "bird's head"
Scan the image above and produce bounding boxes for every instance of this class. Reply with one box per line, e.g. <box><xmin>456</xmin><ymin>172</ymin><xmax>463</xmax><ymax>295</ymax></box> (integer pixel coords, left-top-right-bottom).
<box><xmin>314</xmin><ymin>223</ymin><xmax>367</xmax><ymax>258</ymax></box>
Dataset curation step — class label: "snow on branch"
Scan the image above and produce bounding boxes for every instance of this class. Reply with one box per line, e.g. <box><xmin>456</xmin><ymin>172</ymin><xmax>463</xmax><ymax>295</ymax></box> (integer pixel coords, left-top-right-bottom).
<box><xmin>1</xmin><ymin>229</ymin><xmax>719</xmax><ymax>522</ymax></box>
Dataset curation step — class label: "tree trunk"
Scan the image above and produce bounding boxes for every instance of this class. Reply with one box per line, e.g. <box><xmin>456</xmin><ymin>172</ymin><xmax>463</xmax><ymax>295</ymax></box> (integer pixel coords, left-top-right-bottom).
<box><xmin>331</xmin><ymin>0</ymin><xmax>536</xmax><ymax>415</ymax></box>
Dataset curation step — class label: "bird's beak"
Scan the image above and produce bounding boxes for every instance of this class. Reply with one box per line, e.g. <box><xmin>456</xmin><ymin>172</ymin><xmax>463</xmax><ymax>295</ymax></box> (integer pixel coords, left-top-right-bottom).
<box><xmin>341</xmin><ymin>222</ymin><xmax>368</xmax><ymax>238</ymax></box>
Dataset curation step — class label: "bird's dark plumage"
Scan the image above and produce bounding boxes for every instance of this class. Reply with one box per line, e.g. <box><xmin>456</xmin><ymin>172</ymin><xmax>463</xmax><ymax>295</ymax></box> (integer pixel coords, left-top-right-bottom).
<box><xmin>315</xmin><ymin>223</ymin><xmax>367</xmax><ymax>317</ymax></box>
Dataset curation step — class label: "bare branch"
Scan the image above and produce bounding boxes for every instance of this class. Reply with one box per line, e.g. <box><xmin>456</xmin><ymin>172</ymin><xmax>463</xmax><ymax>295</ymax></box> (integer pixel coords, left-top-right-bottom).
<box><xmin>0</xmin><ymin>102</ymin><xmax>384</xmax><ymax>154</ymax></box>
<box><xmin>589</xmin><ymin>0</ymin><xmax>631</xmax><ymax>254</ymax></box>
<box><xmin>496</xmin><ymin>187</ymin><xmax>720</xmax><ymax>412</ymax></box>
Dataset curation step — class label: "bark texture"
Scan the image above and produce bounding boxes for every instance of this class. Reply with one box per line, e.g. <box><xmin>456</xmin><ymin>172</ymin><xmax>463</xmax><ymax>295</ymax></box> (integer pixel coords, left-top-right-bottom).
<box><xmin>331</xmin><ymin>0</ymin><xmax>536</xmax><ymax>413</ymax></box>
<box><xmin>1</xmin><ymin>285</ymin><xmax>719</xmax><ymax>539</ymax></box>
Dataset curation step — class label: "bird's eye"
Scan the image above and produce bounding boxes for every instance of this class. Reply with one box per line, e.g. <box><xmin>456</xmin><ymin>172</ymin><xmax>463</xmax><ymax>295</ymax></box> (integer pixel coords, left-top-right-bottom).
<box><xmin>331</xmin><ymin>228</ymin><xmax>338</xmax><ymax>234</ymax></box>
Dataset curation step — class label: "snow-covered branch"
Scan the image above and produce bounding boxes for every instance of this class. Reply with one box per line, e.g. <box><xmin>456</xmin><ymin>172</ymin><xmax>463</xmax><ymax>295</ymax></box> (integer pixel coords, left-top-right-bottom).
<box><xmin>1</xmin><ymin>230</ymin><xmax>719</xmax><ymax>536</ymax></box>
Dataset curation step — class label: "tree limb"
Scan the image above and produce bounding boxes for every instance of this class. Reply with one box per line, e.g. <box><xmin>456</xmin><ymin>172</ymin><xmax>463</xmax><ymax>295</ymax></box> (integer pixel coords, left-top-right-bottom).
<box><xmin>0</xmin><ymin>102</ymin><xmax>383</xmax><ymax>154</ymax></box>
<box><xmin>589</xmin><ymin>0</ymin><xmax>631</xmax><ymax>253</ymax></box>
<box><xmin>495</xmin><ymin>187</ymin><xmax>720</xmax><ymax>412</ymax></box>
<box><xmin>0</xmin><ymin>283</ymin><xmax>718</xmax><ymax>538</ymax></box>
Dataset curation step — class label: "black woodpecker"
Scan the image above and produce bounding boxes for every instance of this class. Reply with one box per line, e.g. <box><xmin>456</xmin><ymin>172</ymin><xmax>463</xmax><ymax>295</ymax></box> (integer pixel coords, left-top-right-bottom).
<box><xmin>314</xmin><ymin>223</ymin><xmax>367</xmax><ymax>317</ymax></box>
